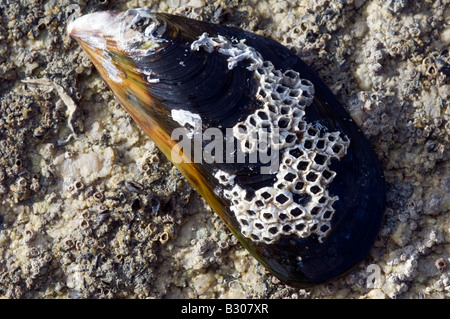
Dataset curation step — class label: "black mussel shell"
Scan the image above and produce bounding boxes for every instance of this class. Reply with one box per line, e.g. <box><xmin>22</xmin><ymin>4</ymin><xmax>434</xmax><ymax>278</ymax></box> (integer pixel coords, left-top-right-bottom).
<box><xmin>69</xmin><ymin>9</ymin><xmax>386</xmax><ymax>287</ymax></box>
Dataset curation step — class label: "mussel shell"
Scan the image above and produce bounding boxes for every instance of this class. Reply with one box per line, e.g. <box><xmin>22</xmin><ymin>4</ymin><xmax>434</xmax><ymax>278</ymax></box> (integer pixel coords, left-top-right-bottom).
<box><xmin>69</xmin><ymin>10</ymin><xmax>386</xmax><ymax>287</ymax></box>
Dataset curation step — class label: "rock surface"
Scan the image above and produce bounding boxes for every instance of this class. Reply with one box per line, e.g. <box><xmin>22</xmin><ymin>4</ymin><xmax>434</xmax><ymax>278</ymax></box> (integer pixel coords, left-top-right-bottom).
<box><xmin>0</xmin><ymin>0</ymin><xmax>448</xmax><ymax>298</ymax></box>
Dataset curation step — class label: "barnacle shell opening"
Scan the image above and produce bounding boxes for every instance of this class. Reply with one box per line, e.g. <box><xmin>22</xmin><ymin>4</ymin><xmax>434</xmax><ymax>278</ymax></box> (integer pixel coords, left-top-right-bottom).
<box><xmin>69</xmin><ymin>9</ymin><xmax>386</xmax><ymax>288</ymax></box>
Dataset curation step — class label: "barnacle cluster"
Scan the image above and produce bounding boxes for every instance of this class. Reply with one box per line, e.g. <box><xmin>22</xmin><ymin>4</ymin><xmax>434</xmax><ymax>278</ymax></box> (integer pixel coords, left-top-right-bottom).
<box><xmin>194</xmin><ymin>34</ymin><xmax>350</xmax><ymax>244</ymax></box>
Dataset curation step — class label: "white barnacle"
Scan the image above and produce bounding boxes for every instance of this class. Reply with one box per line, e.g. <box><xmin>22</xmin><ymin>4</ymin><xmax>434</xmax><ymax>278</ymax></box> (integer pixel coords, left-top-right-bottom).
<box><xmin>171</xmin><ymin>109</ymin><xmax>202</xmax><ymax>139</ymax></box>
<box><xmin>171</xmin><ymin>109</ymin><xmax>202</xmax><ymax>127</ymax></box>
<box><xmin>191</xmin><ymin>32</ymin><xmax>216</xmax><ymax>53</ymax></box>
<box><xmin>214</xmin><ymin>169</ymin><xmax>236</xmax><ymax>187</ymax></box>
<box><xmin>191</xmin><ymin>33</ymin><xmax>262</xmax><ymax>70</ymax></box>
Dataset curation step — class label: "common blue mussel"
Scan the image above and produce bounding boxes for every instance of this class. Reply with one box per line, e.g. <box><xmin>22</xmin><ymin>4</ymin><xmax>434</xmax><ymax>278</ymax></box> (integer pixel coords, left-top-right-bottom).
<box><xmin>68</xmin><ymin>9</ymin><xmax>386</xmax><ymax>287</ymax></box>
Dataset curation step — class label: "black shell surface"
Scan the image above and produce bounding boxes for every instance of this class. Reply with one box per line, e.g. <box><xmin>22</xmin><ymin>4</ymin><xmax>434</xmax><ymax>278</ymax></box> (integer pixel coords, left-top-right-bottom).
<box><xmin>69</xmin><ymin>10</ymin><xmax>386</xmax><ymax>287</ymax></box>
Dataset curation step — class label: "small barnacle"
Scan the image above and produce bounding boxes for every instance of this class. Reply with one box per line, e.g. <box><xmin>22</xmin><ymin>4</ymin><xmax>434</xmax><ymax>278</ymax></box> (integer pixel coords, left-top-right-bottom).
<box><xmin>81</xmin><ymin>209</ymin><xmax>90</xmax><ymax>219</ymax></box>
<box><xmin>62</xmin><ymin>252</ymin><xmax>73</xmax><ymax>265</ymax></box>
<box><xmin>27</xmin><ymin>247</ymin><xmax>40</xmax><ymax>258</ymax></box>
<box><xmin>29</xmin><ymin>174</ymin><xmax>40</xmax><ymax>192</ymax></box>
<box><xmin>43</xmin><ymin>91</ymin><xmax>53</xmax><ymax>100</ymax></box>
<box><xmin>24</xmin><ymin>229</ymin><xmax>35</xmax><ymax>243</ymax></box>
<box><xmin>25</xmin><ymin>53</ymin><xmax>35</xmax><ymax>64</ymax></box>
<box><xmin>425</xmin><ymin>64</ymin><xmax>438</xmax><ymax>79</ymax></box>
<box><xmin>25</xmin><ymin>277</ymin><xmax>34</xmax><ymax>290</ymax></box>
<box><xmin>93</xmin><ymin>191</ymin><xmax>105</xmax><ymax>202</ymax></box>
<box><xmin>81</xmin><ymin>57</ymin><xmax>93</xmax><ymax>69</ymax></box>
<box><xmin>218</xmin><ymin>240</ymin><xmax>229</xmax><ymax>251</ymax></box>
<box><xmin>97</xmin><ymin>241</ymin><xmax>106</xmax><ymax>250</ymax></box>
<box><xmin>163</xmin><ymin>214</ymin><xmax>175</xmax><ymax>224</ymax></box>
<box><xmin>75</xmin><ymin>240</ymin><xmax>85</xmax><ymax>252</ymax></box>
<box><xmin>64</xmin><ymin>151</ymin><xmax>73</xmax><ymax>159</ymax></box>
<box><xmin>13</xmin><ymin>157</ymin><xmax>23</xmax><ymax>169</ymax></box>
<box><xmin>80</xmin><ymin>219</ymin><xmax>90</xmax><ymax>229</ymax></box>
<box><xmin>409</xmin><ymin>27</ymin><xmax>421</xmax><ymax>38</ymax></box>
<box><xmin>324</xmin><ymin>282</ymin><xmax>336</xmax><ymax>294</ymax></box>
<box><xmin>11</xmin><ymin>176</ymin><xmax>30</xmax><ymax>202</ymax></box>
<box><xmin>25</xmin><ymin>13</ymin><xmax>35</xmax><ymax>25</ymax></box>
<box><xmin>146</xmin><ymin>223</ymin><xmax>157</xmax><ymax>236</ymax></box>
<box><xmin>74</xmin><ymin>180</ymin><xmax>84</xmax><ymax>191</ymax></box>
<box><xmin>67</xmin><ymin>184</ymin><xmax>75</xmax><ymax>193</ymax></box>
<box><xmin>435</xmin><ymin>258</ymin><xmax>447</xmax><ymax>271</ymax></box>
<box><xmin>34</xmin><ymin>10</ymin><xmax>44</xmax><ymax>19</ymax></box>
<box><xmin>149</xmin><ymin>154</ymin><xmax>160</xmax><ymax>165</ymax></box>
<box><xmin>43</xmin><ymin>253</ymin><xmax>52</xmax><ymax>263</ymax></box>
<box><xmin>64</xmin><ymin>239</ymin><xmax>75</xmax><ymax>249</ymax></box>
<box><xmin>74</xmin><ymin>91</ymin><xmax>83</xmax><ymax>101</ymax></box>
<box><xmin>159</xmin><ymin>231</ymin><xmax>170</xmax><ymax>244</ymax></box>
<box><xmin>140</xmin><ymin>162</ymin><xmax>150</xmax><ymax>172</ymax></box>
<box><xmin>213</xmin><ymin>248</ymin><xmax>222</xmax><ymax>258</ymax></box>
